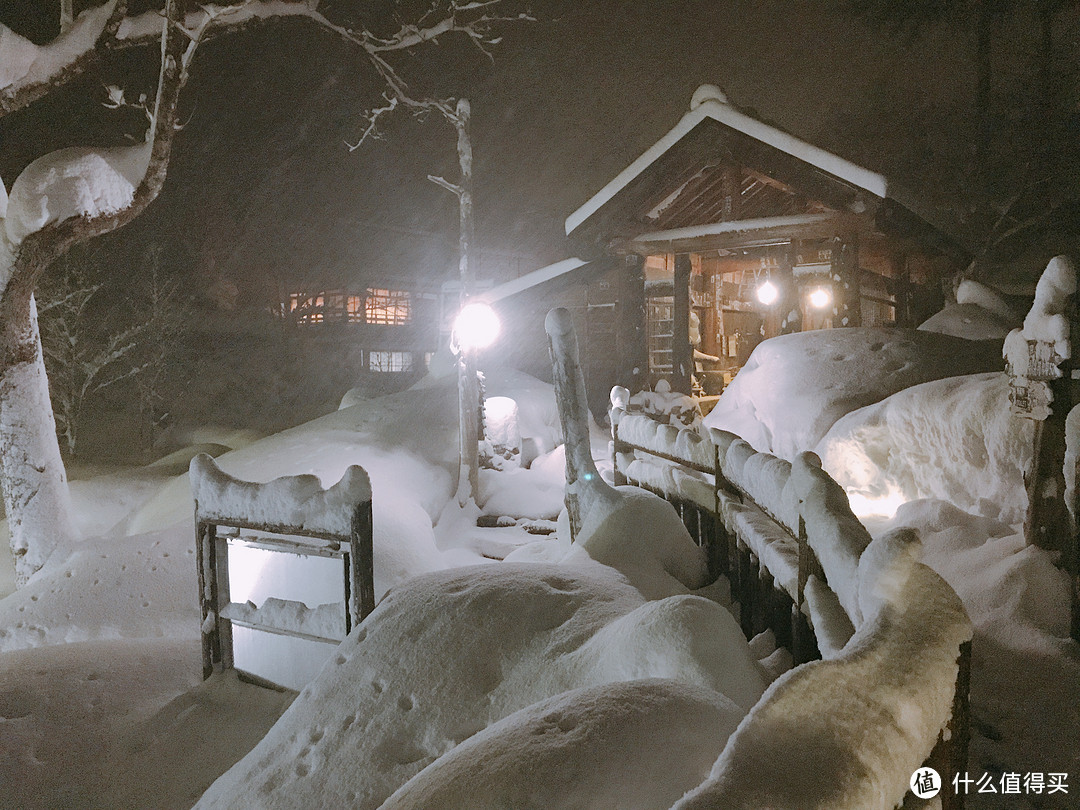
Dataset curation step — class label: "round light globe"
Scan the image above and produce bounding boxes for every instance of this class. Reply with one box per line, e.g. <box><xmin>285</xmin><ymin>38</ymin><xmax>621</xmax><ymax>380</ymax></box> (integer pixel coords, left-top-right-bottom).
<box><xmin>454</xmin><ymin>302</ymin><xmax>501</xmax><ymax>350</ymax></box>
<box><xmin>756</xmin><ymin>280</ymin><xmax>779</xmax><ymax>306</ymax></box>
<box><xmin>808</xmin><ymin>287</ymin><xmax>833</xmax><ymax>309</ymax></box>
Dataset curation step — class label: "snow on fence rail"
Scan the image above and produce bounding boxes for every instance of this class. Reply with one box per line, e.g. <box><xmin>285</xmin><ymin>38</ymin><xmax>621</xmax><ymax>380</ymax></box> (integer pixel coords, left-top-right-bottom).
<box><xmin>190</xmin><ymin>454</ymin><xmax>375</xmax><ymax>690</ymax></box>
<box><xmin>609</xmin><ymin>388</ymin><xmax>973</xmax><ymax>809</ymax></box>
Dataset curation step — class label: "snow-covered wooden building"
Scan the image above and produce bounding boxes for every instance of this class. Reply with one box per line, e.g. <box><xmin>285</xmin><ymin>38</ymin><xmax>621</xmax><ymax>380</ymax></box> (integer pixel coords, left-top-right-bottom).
<box><xmin>493</xmin><ymin>85</ymin><xmax>969</xmax><ymax>415</ymax></box>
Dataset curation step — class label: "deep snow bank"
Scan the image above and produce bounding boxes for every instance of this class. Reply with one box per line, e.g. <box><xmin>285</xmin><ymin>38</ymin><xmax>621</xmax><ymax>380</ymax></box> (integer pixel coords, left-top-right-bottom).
<box><xmin>124</xmin><ymin>381</ymin><xmax>472</xmax><ymax>600</ymax></box>
<box><xmin>703</xmin><ymin>328</ymin><xmax>1003</xmax><ymax>460</ymax></box>
<box><xmin>195</xmin><ymin>564</ymin><xmax>767</xmax><ymax>810</ymax></box>
<box><xmin>817</xmin><ymin>373</ymin><xmax>1032</xmax><ymax>524</ymax></box>
<box><xmin>379</xmin><ymin>679</ymin><xmax>744</xmax><ymax>810</ymax></box>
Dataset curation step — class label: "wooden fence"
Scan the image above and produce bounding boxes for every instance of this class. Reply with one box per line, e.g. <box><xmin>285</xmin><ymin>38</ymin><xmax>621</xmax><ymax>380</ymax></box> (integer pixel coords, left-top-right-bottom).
<box><xmin>610</xmin><ymin>398</ymin><xmax>972</xmax><ymax>809</ymax></box>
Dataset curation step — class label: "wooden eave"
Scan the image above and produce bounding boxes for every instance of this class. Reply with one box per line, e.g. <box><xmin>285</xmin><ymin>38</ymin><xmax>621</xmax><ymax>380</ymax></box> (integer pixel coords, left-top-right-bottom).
<box><xmin>569</xmin><ymin>116</ymin><xmax>883</xmax><ymax>255</ymax></box>
<box><xmin>620</xmin><ymin>212</ymin><xmax>871</xmax><ymax>256</ymax></box>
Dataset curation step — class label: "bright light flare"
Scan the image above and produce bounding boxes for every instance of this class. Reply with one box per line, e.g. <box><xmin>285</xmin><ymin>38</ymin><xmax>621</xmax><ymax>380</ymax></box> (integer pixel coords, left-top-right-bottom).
<box><xmin>846</xmin><ymin>486</ymin><xmax>908</xmax><ymax>519</ymax></box>
<box><xmin>808</xmin><ymin>287</ymin><xmax>833</xmax><ymax>309</ymax></box>
<box><xmin>756</xmin><ymin>280</ymin><xmax>779</xmax><ymax>306</ymax></box>
<box><xmin>454</xmin><ymin>302</ymin><xmax>501</xmax><ymax>350</ymax></box>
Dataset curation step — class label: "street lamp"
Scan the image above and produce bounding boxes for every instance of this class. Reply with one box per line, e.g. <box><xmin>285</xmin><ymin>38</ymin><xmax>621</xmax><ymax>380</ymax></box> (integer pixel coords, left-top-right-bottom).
<box><xmin>452</xmin><ymin>301</ymin><xmax>501</xmax><ymax>505</ymax></box>
<box><xmin>453</xmin><ymin>301</ymin><xmax>501</xmax><ymax>350</ymax></box>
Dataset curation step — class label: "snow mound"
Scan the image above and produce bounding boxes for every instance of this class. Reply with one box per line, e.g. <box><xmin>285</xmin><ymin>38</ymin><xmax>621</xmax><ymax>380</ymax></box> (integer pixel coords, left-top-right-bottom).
<box><xmin>477</xmin><ymin>444</ymin><xmax>566</xmax><ymax>520</ymax></box>
<box><xmin>817</xmin><ymin>373</ymin><xmax>1032</xmax><ymax>524</ymax></box>
<box><xmin>568</xmin><ymin>486</ymin><xmax>709</xmax><ymax>599</ymax></box>
<box><xmin>5</xmin><ymin>142</ymin><xmax>151</xmax><ymax>245</ymax></box>
<box><xmin>379</xmin><ymin>679</ymin><xmax>744</xmax><ymax>810</ymax></box>
<box><xmin>703</xmin><ymin>327</ymin><xmax>1003</xmax><ymax>460</ymax></box>
<box><xmin>0</xmin><ymin>526</ymin><xmax>198</xmax><ymax>653</ymax></box>
<box><xmin>675</xmin><ymin>531</ymin><xmax>972</xmax><ymax>810</ymax></box>
<box><xmin>190</xmin><ymin>453</ymin><xmax>371</xmax><ymax>537</ymax></box>
<box><xmin>196</xmin><ymin>563</ymin><xmax>764</xmax><ymax>810</ymax></box>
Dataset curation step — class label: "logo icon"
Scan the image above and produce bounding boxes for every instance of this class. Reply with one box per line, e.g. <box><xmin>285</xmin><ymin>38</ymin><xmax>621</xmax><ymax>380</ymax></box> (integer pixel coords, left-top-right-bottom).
<box><xmin>911</xmin><ymin>767</ymin><xmax>942</xmax><ymax>799</ymax></box>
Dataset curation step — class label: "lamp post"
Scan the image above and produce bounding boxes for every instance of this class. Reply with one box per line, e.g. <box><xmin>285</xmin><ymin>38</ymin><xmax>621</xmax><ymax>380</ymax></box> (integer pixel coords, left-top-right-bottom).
<box><xmin>452</xmin><ymin>301</ymin><xmax>501</xmax><ymax>505</ymax></box>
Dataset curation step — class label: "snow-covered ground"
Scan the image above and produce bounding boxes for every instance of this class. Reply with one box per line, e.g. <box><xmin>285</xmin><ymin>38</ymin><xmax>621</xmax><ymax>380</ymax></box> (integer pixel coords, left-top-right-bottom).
<box><xmin>2</xmin><ymin>299</ymin><xmax>1078</xmax><ymax>808</ymax></box>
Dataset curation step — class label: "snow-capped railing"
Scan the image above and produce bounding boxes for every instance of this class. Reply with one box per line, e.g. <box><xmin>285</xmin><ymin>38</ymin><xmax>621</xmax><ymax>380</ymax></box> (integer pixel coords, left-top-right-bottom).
<box><xmin>609</xmin><ymin>389</ymin><xmax>973</xmax><ymax>809</ymax></box>
<box><xmin>190</xmin><ymin>454</ymin><xmax>375</xmax><ymax>690</ymax></box>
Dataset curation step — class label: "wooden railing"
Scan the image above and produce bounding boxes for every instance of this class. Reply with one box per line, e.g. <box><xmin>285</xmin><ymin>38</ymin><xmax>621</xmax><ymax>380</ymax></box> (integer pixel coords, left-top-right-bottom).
<box><xmin>610</xmin><ymin>393</ymin><xmax>972</xmax><ymax>809</ymax></box>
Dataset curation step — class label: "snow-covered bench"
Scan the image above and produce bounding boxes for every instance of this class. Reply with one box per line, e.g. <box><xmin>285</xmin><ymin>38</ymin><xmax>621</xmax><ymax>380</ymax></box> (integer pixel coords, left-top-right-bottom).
<box><xmin>190</xmin><ymin>454</ymin><xmax>374</xmax><ymax>690</ymax></box>
<box><xmin>609</xmin><ymin>393</ymin><xmax>973</xmax><ymax>808</ymax></box>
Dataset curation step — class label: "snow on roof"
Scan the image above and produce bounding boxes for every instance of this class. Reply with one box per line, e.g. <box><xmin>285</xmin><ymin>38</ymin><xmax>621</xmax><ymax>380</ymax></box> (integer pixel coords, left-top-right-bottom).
<box><xmin>565</xmin><ymin>84</ymin><xmax>888</xmax><ymax>236</ymax></box>
<box><xmin>479</xmin><ymin>258</ymin><xmax>589</xmax><ymax>303</ymax></box>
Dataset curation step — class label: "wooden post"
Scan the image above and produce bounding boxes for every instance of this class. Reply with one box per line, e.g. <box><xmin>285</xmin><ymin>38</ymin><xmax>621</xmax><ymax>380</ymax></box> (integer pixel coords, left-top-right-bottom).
<box><xmin>739</xmin><ymin>542</ymin><xmax>754</xmax><ymax>639</ymax></box>
<box><xmin>617</xmin><ymin>253</ymin><xmax>648</xmax><ymax>394</ymax></box>
<box><xmin>778</xmin><ymin>243</ymin><xmax>802</xmax><ymax>334</ymax></box>
<box><xmin>672</xmin><ymin>253</ymin><xmax>694</xmax><ymax>393</ymax></box>
<box><xmin>195</xmin><ymin>518</ymin><xmax>215</xmax><ymax>680</ymax></box>
<box><xmin>925</xmin><ymin>640</ymin><xmax>972</xmax><ymax>810</ymax></box>
<box><xmin>214</xmin><ymin>529</ymin><xmax>233</xmax><ymax>672</ymax></box>
<box><xmin>833</xmin><ymin>234</ymin><xmax>861</xmax><ymax>328</ymax></box>
<box><xmin>350</xmin><ymin>499</ymin><xmax>376</xmax><ymax>627</ymax></box>
<box><xmin>546</xmin><ymin>308</ymin><xmax>618</xmax><ymax>541</ymax></box>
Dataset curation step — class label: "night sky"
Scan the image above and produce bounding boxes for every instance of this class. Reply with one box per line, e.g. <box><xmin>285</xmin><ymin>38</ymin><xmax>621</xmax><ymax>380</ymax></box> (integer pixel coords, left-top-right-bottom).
<box><xmin>2</xmin><ymin>1</ymin><xmax>1077</xmax><ymax>303</ymax></box>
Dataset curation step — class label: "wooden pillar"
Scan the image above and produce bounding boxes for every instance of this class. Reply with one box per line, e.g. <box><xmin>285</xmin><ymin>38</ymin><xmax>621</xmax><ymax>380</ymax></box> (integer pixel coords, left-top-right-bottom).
<box><xmin>617</xmin><ymin>253</ymin><xmax>648</xmax><ymax>394</ymax></box>
<box><xmin>894</xmin><ymin>252</ymin><xmax>915</xmax><ymax>328</ymax></box>
<box><xmin>778</xmin><ymin>243</ymin><xmax>802</xmax><ymax>334</ymax></box>
<box><xmin>672</xmin><ymin>253</ymin><xmax>694</xmax><ymax>394</ymax></box>
<box><xmin>833</xmin><ymin>234</ymin><xmax>861</xmax><ymax>327</ymax></box>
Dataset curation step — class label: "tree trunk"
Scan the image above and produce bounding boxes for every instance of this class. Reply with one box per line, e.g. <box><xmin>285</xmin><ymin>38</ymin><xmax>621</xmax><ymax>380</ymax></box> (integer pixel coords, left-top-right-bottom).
<box><xmin>0</xmin><ymin>0</ymin><xmax>186</xmax><ymax>584</ymax></box>
<box><xmin>0</xmin><ymin>291</ymin><xmax>77</xmax><ymax>585</ymax></box>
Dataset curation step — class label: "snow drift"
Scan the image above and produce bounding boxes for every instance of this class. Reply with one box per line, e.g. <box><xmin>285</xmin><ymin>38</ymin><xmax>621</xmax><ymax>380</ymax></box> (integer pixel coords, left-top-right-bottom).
<box><xmin>817</xmin><ymin>373</ymin><xmax>1032</xmax><ymax>524</ymax></box>
<box><xmin>703</xmin><ymin>327</ymin><xmax>1003</xmax><ymax>460</ymax></box>
<box><xmin>194</xmin><ymin>563</ymin><xmax>767</xmax><ymax>810</ymax></box>
<box><xmin>378</xmin><ymin>679</ymin><xmax>744</xmax><ymax>810</ymax></box>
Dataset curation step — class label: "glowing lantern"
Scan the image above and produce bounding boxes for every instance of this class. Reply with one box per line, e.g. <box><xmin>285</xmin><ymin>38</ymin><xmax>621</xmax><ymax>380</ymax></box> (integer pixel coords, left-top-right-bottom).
<box><xmin>808</xmin><ymin>287</ymin><xmax>832</xmax><ymax>309</ymax></box>
<box><xmin>756</xmin><ymin>280</ymin><xmax>779</xmax><ymax>306</ymax></box>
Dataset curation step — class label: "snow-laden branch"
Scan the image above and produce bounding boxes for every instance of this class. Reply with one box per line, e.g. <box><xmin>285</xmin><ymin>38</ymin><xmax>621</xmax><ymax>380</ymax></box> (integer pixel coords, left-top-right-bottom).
<box><xmin>0</xmin><ymin>1</ymin><xmax>334</xmax><ymax>116</ymax></box>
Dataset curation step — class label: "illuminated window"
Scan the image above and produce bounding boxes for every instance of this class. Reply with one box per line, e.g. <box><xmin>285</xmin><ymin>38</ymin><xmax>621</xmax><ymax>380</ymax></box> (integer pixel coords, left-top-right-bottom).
<box><xmin>367</xmin><ymin>350</ymin><xmax>413</xmax><ymax>373</ymax></box>
<box><xmin>289</xmin><ymin>292</ymin><xmax>325</xmax><ymax>324</ymax></box>
<box><xmin>365</xmin><ymin>288</ymin><xmax>411</xmax><ymax>325</ymax></box>
<box><xmin>289</xmin><ymin>291</ymin><xmax>364</xmax><ymax>324</ymax></box>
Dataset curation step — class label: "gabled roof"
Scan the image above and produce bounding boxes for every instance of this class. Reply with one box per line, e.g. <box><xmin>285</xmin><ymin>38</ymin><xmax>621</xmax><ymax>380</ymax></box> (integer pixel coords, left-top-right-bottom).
<box><xmin>556</xmin><ymin>84</ymin><xmax>987</xmax><ymax>264</ymax></box>
<box><xmin>566</xmin><ymin>85</ymin><xmax>887</xmax><ymax>240</ymax></box>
